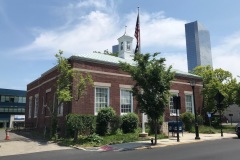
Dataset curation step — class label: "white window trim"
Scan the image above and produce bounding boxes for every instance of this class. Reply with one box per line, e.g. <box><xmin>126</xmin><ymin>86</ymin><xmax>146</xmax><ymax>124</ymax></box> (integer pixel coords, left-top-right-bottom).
<box><xmin>28</xmin><ymin>96</ymin><xmax>32</xmax><ymax>118</ymax></box>
<box><xmin>46</xmin><ymin>88</ymin><xmax>51</xmax><ymax>93</ymax></box>
<box><xmin>169</xmin><ymin>90</ymin><xmax>179</xmax><ymax>116</ymax></box>
<box><xmin>57</xmin><ymin>94</ymin><xmax>63</xmax><ymax>117</ymax></box>
<box><xmin>94</xmin><ymin>82</ymin><xmax>111</xmax><ymax>87</ymax></box>
<box><xmin>57</xmin><ymin>103</ymin><xmax>63</xmax><ymax>117</ymax></box>
<box><xmin>184</xmin><ymin>91</ymin><xmax>193</xmax><ymax>94</ymax></box>
<box><xmin>34</xmin><ymin>94</ymin><xmax>39</xmax><ymax>118</ymax></box>
<box><xmin>94</xmin><ymin>86</ymin><xmax>110</xmax><ymax>115</ymax></box>
<box><xmin>119</xmin><ymin>84</ymin><xmax>133</xmax><ymax>89</ymax></box>
<box><xmin>120</xmin><ymin>88</ymin><xmax>133</xmax><ymax>115</ymax></box>
<box><xmin>170</xmin><ymin>90</ymin><xmax>179</xmax><ymax>94</ymax></box>
<box><xmin>185</xmin><ymin>92</ymin><xmax>194</xmax><ymax>114</ymax></box>
<box><xmin>42</xmin><ymin>96</ymin><xmax>45</xmax><ymax>114</ymax></box>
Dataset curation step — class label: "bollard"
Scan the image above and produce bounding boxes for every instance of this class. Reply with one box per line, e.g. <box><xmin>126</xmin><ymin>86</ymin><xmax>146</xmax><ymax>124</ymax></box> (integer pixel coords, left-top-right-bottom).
<box><xmin>5</xmin><ymin>129</ymin><xmax>10</xmax><ymax>140</ymax></box>
<box><xmin>151</xmin><ymin>138</ymin><xmax>154</xmax><ymax>145</ymax></box>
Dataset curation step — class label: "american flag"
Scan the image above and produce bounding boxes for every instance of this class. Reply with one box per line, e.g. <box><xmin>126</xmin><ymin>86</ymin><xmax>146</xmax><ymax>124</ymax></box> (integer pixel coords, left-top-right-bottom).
<box><xmin>134</xmin><ymin>12</ymin><xmax>140</xmax><ymax>54</ymax></box>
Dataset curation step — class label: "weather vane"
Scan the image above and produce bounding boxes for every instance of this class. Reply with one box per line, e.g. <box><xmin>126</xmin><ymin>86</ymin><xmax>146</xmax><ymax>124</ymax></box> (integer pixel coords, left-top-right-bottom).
<box><xmin>124</xmin><ymin>25</ymin><xmax>127</xmax><ymax>35</ymax></box>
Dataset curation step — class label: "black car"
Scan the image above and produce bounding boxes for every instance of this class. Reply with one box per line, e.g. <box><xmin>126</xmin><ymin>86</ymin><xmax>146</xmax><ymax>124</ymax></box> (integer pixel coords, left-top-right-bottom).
<box><xmin>235</xmin><ymin>123</ymin><xmax>240</xmax><ymax>138</ymax></box>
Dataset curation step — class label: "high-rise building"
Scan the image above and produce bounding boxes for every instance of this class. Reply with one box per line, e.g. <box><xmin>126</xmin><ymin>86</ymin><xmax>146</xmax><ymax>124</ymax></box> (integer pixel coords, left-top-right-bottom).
<box><xmin>185</xmin><ymin>21</ymin><xmax>213</xmax><ymax>72</ymax></box>
<box><xmin>112</xmin><ymin>45</ymin><xmax>119</xmax><ymax>54</ymax></box>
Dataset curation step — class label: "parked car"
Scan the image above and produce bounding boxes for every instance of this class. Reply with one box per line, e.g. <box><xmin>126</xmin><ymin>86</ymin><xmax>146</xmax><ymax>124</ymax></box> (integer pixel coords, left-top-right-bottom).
<box><xmin>235</xmin><ymin>123</ymin><xmax>240</xmax><ymax>138</ymax></box>
<box><xmin>222</xmin><ymin>115</ymin><xmax>229</xmax><ymax>123</ymax></box>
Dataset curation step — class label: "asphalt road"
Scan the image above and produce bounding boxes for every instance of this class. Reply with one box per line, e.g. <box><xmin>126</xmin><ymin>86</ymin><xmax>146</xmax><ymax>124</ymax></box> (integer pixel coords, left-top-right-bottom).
<box><xmin>1</xmin><ymin>138</ymin><xmax>240</xmax><ymax>160</ymax></box>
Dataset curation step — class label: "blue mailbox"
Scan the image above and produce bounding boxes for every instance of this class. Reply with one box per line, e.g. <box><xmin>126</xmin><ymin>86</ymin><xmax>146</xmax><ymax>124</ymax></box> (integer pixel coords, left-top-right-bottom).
<box><xmin>168</xmin><ymin>121</ymin><xmax>183</xmax><ymax>136</ymax></box>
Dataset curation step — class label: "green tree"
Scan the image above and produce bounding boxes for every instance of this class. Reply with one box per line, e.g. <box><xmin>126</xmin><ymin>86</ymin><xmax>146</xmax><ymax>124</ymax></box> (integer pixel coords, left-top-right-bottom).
<box><xmin>235</xmin><ymin>82</ymin><xmax>240</xmax><ymax>106</ymax></box>
<box><xmin>193</xmin><ymin>66</ymin><xmax>237</xmax><ymax>114</ymax></box>
<box><xmin>48</xmin><ymin>50</ymin><xmax>93</xmax><ymax>139</ymax></box>
<box><xmin>120</xmin><ymin>52</ymin><xmax>174</xmax><ymax>145</ymax></box>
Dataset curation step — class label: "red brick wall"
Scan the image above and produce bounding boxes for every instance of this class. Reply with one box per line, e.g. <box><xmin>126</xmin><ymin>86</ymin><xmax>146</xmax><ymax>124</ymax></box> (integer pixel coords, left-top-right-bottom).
<box><xmin>165</xmin><ymin>75</ymin><xmax>203</xmax><ymax>121</ymax></box>
<box><xmin>26</xmin><ymin>58</ymin><xmax>203</xmax><ymax>133</ymax></box>
<box><xmin>71</xmin><ymin>59</ymin><xmax>137</xmax><ymax>115</ymax></box>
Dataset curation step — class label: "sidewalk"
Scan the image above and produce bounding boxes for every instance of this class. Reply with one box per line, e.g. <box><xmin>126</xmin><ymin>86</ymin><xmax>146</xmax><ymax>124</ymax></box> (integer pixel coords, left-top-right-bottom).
<box><xmin>0</xmin><ymin>129</ymin><xmax>237</xmax><ymax>156</ymax></box>
<box><xmin>0</xmin><ymin>129</ymin><xmax>71</xmax><ymax>157</ymax></box>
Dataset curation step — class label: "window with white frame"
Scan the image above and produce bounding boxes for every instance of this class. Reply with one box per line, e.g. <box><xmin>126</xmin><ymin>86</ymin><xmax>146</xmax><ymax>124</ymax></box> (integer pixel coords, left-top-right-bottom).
<box><xmin>121</xmin><ymin>42</ymin><xmax>124</xmax><ymax>50</ymax></box>
<box><xmin>28</xmin><ymin>96</ymin><xmax>32</xmax><ymax>118</ymax></box>
<box><xmin>34</xmin><ymin>94</ymin><xmax>39</xmax><ymax>118</ymax></box>
<box><xmin>185</xmin><ymin>94</ymin><xmax>194</xmax><ymax>114</ymax></box>
<box><xmin>42</xmin><ymin>96</ymin><xmax>45</xmax><ymax>114</ymax></box>
<box><xmin>169</xmin><ymin>90</ymin><xmax>179</xmax><ymax>116</ymax></box>
<box><xmin>120</xmin><ymin>89</ymin><xmax>133</xmax><ymax>114</ymax></box>
<box><xmin>95</xmin><ymin>87</ymin><xmax>109</xmax><ymax>114</ymax></box>
<box><xmin>57</xmin><ymin>99</ymin><xmax>63</xmax><ymax>116</ymax></box>
<box><xmin>127</xmin><ymin>41</ymin><xmax>131</xmax><ymax>50</ymax></box>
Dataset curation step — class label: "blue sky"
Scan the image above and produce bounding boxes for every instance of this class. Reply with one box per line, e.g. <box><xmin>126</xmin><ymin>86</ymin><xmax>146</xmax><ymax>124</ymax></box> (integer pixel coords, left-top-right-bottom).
<box><xmin>1</xmin><ymin>0</ymin><xmax>240</xmax><ymax>90</ymax></box>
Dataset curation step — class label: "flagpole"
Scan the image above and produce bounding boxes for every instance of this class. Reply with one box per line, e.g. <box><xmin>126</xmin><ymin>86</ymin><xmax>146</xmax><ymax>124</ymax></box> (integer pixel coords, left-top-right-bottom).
<box><xmin>138</xmin><ymin>7</ymin><xmax>141</xmax><ymax>54</ymax></box>
<box><xmin>138</xmin><ymin>7</ymin><xmax>144</xmax><ymax>133</ymax></box>
<box><xmin>134</xmin><ymin>7</ymin><xmax>140</xmax><ymax>54</ymax></box>
<box><xmin>135</xmin><ymin>7</ymin><xmax>147</xmax><ymax>137</ymax></box>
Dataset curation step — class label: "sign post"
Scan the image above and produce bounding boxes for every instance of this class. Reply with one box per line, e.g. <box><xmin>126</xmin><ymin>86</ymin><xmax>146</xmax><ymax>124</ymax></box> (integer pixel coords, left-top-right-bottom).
<box><xmin>214</xmin><ymin>90</ymin><xmax>225</xmax><ymax>137</ymax></box>
<box><xmin>173</xmin><ymin>96</ymin><xmax>181</xmax><ymax>142</ymax></box>
<box><xmin>229</xmin><ymin>114</ymin><xmax>233</xmax><ymax>126</ymax></box>
<box><xmin>207</xmin><ymin>112</ymin><xmax>212</xmax><ymax>126</ymax></box>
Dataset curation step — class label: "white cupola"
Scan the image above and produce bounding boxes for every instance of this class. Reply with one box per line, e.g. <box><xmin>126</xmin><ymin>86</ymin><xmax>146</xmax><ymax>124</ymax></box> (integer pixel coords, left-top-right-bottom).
<box><xmin>117</xmin><ymin>27</ymin><xmax>134</xmax><ymax>60</ymax></box>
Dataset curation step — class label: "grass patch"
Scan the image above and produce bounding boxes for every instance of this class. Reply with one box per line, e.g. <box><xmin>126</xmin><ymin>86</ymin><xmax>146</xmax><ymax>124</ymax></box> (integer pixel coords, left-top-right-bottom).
<box><xmin>58</xmin><ymin>130</ymin><xmax>167</xmax><ymax>147</ymax></box>
<box><xmin>215</xmin><ymin>124</ymin><xmax>236</xmax><ymax>133</ymax></box>
<box><xmin>199</xmin><ymin>125</ymin><xmax>217</xmax><ymax>134</ymax></box>
<box><xmin>188</xmin><ymin>124</ymin><xmax>236</xmax><ymax>134</ymax></box>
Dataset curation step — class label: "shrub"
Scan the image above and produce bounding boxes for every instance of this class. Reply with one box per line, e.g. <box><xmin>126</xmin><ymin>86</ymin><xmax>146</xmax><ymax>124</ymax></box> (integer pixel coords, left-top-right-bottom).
<box><xmin>110</xmin><ymin>115</ymin><xmax>122</xmax><ymax>135</ymax></box>
<box><xmin>86</xmin><ymin>133</ymin><xmax>103</xmax><ymax>143</ymax></box>
<box><xmin>121</xmin><ymin>113</ymin><xmax>139</xmax><ymax>134</ymax></box>
<box><xmin>66</xmin><ymin>114</ymin><xmax>96</xmax><ymax>140</ymax></box>
<box><xmin>96</xmin><ymin>107</ymin><xmax>116</xmax><ymax>136</ymax></box>
<box><xmin>197</xmin><ymin>115</ymin><xmax>204</xmax><ymax>125</ymax></box>
<box><xmin>180</xmin><ymin>112</ymin><xmax>194</xmax><ymax>131</ymax></box>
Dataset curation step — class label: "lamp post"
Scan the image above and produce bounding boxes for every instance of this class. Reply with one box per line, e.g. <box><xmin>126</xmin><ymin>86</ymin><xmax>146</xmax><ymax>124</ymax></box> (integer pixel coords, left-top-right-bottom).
<box><xmin>190</xmin><ymin>81</ymin><xmax>200</xmax><ymax>140</ymax></box>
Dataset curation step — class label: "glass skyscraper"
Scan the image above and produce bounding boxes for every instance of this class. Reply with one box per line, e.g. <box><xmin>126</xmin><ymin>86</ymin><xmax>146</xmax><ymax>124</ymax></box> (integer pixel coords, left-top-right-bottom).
<box><xmin>185</xmin><ymin>21</ymin><xmax>213</xmax><ymax>72</ymax></box>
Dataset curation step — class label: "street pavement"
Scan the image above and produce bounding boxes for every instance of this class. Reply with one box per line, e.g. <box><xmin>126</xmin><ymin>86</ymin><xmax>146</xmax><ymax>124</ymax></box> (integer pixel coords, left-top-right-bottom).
<box><xmin>0</xmin><ymin>129</ymin><xmax>237</xmax><ymax>157</ymax></box>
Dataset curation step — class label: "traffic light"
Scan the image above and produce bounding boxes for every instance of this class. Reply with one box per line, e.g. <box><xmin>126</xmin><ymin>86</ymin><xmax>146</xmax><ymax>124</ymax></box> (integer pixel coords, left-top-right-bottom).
<box><xmin>173</xmin><ymin>96</ymin><xmax>181</xmax><ymax>109</ymax></box>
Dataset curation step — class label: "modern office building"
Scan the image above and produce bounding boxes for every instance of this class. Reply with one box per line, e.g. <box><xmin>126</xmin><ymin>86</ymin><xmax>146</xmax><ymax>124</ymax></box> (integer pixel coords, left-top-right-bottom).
<box><xmin>0</xmin><ymin>88</ymin><xmax>26</xmax><ymax>128</ymax></box>
<box><xmin>185</xmin><ymin>21</ymin><xmax>213</xmax><ymax>72</ymax></box>
<box><xmin>112</xmin><ymin>44</ymin><xmax>119</xmax><ymax>54</ymax></box>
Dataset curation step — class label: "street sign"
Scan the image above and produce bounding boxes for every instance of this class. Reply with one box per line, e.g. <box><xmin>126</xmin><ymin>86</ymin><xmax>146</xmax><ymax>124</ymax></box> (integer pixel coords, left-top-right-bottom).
<box><xmin>214</xmin><ymin>91</ymin><xmax>225</xmax><ymax>103</ymax></box>
<box><xmin>207</xmin><ymin>113</ymin><xmax>211</xmax><ymax>118</ymax></box>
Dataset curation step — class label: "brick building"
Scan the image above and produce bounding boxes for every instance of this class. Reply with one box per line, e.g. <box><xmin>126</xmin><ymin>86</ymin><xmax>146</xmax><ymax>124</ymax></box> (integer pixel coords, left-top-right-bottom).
<box><xmin>25</xmin><ymin>34</ymin><xmax>202</xmax><ymax>133</ymax></box>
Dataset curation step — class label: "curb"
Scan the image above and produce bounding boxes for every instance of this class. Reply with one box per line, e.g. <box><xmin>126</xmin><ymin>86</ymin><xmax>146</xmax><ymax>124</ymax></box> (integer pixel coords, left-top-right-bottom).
<box><xmin>69</xmin><ymin>133</ymin><xmax>237</xmax><ymax>152</ymax></box>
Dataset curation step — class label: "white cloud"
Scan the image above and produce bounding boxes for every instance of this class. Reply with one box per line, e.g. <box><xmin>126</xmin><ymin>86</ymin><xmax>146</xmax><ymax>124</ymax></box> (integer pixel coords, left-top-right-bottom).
<box><xmin>212</xmin><ymin>32</ymin><xmax>240</xmax><ymax>78</ymax></box>
<box><xmin>124</xmin><ymin>11</ymin><xmax>187</xmax><ymax>51</ymax></box>
<box><xmin>141</xmin><ymin>12</ymin><xmax>187</xmax><ymax>49</ymax></box>
<box><xmin>163</xmin><ymin>52</ymin><xmax>188</xmax><ymax>72</ymax></box>
<box><xmin>74</xmin><ymin>0</ymin><xmax>107</xmax><ymax>9</ymax></box>
<box><xmin>13</xmin><ymin>0</ymin><xmax>187</xmax><ymax>63</ymax></box>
